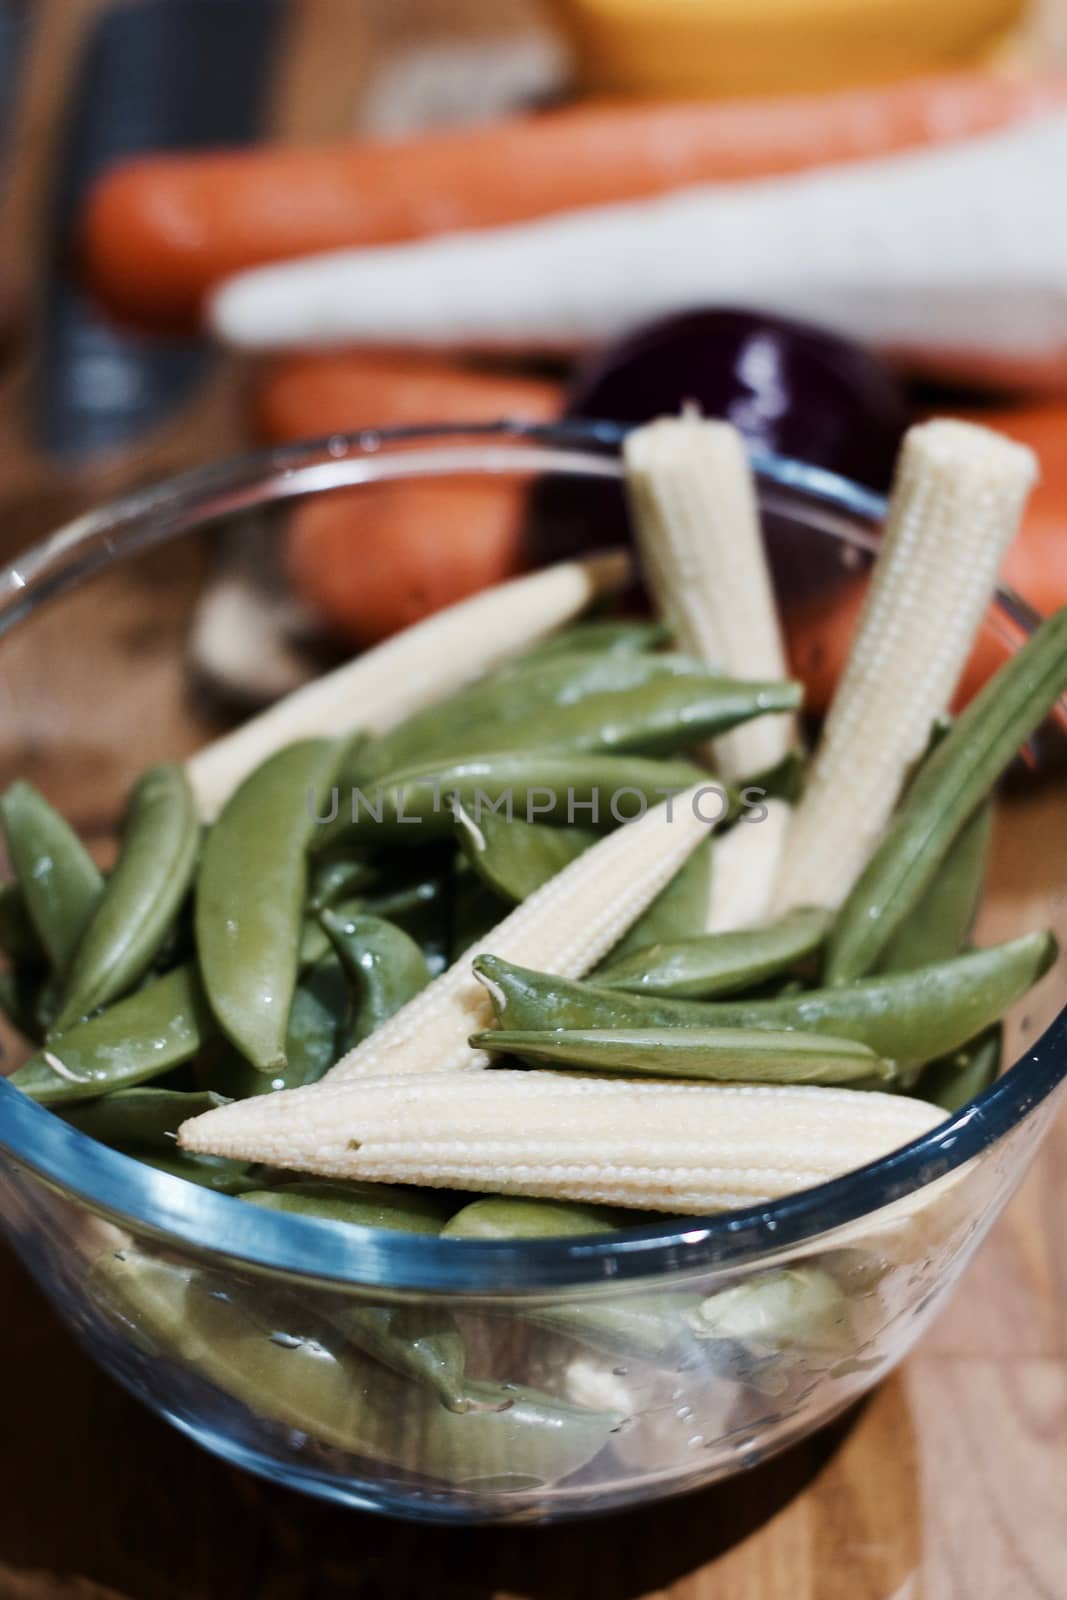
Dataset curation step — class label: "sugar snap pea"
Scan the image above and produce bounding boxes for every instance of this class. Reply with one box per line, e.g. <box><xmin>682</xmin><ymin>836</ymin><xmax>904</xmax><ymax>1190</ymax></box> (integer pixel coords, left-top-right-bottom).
<box><xmin>307</xmin><ymin>852</ymin><xmax>380</xmax><ymax>912</ymax></box>
<box><xmin>454</xmin><ymin>809</ymin><xmax>599</xmax><ymax>905</ymax></box>
<box><xmin>827</xmin><ymin>606</ymin><xmax>1067</xmax><ymax>983</ymax></box>
<box><xmin>196</xmin><ymin>739</ymin><xmax>339</xmax><ymax>1073</ymax></box>
<box><xmin>521</xmin><ymin>620</ymin><xmax>671</xmax><ymax>659</ymax></box>
<box><xmin>688</xmin><ymin>1267</ymin><xmax>854</xmax><ymax>1394</ymax></box>
<box><xmin>0</xmin><ymin>781</ymin><xmax>103</xmax><ymax>969</ymax></box>
<box><xmin>474</xmin><ymin>934</ymin><xmax>1056</xmax><ymax>1068</ymax></box>
<box><xmin>211</xmin><ymin>956</ymin><xmax>350</xmax><ymax>1098</ymax></box>
<box><xmin>432</xmin><ymin>674</ymin><xmax>802</xmax><ymax>763</ymax></box>
<box><xmin>136</xmin><ymin>1151</ymin><xmax>259</xmax><ymax>1193</ymax></box>
<box><xmin>474</xmin><ymin>1026</ymin><xmax>891</xmax><ymax>1086</ymax></box>
<box><xmin>352</xmin><ymin>651</ymin><xmax>721</xmax><ymax>781</ymax></box>
<box><xmin>61</xmin><ymin>1087</ymin><xmax>226</xmax><ymax>1148</ymax></box>
<box><xmin>53</xmin><ymin>764</ymin><xmax>199</xmax><ymax>1032</ymax></box>
<box><xmin>240</xmin><ymin>1181</ymin><xmax>453</xmax><ymax>1232</ymax></box>
<box><xmin>320</xmin><ymin>909</ymin><xmax>432</xmax><ymax>1045</ymax></box>
<box><xmin>316</xmin><ymin>753</ymin><xmax>709</xmax><ymax>851</ymax></box>
<box><xmin>597</xmin><ymin>907</ymin><xmax>832</xmax><ymax>998</ymax></box>
<box><xmin>177</xmin><ymin>1269</ymin><xmax>621</xmax><ymax>1484</ymax></box>
<box><xmin>324</xmin><ymin>1301</ymin><xmax>470</xmax><ymax>1412</ymax></box>
<box><xmin>12</xmin><ymin>963</ymin><xmax>214</xmax><ymax>1106</ymax></box>
<box><xmin>598</xmin><ymin>838</ymin><xmax>714</xmax><ymax>964</ymax></box>
<box><xmin>443</xmin><ymin>1198</ymin><xmax>699</xmax><ymax>1364</ymax></box>
<box><xmin>241</xmin><ymin>1179</ymin><xmax>470</xmax><ymax>1408</ymax></box>
<box><xmin>876</xmin><ymin>800</ymin><xmax>992</xmax><ymax>974</ymax></box>
<box><xmin>441</xmin><ymin>1198</ymin><xmax>620</xmax><ymax>1240</ymax></box>
<box><xmin>915</xmin><ymin>1023</ymin><xmax>1003</xmax><ymax>1113</ymax></box>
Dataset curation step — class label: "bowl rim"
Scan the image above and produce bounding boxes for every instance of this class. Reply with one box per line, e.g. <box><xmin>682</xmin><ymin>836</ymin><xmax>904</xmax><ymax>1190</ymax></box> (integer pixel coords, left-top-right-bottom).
<box><xmin>0</xmin><ymin>418</ymin><xmax>1063</xmax><ymax>1295</ymax></box>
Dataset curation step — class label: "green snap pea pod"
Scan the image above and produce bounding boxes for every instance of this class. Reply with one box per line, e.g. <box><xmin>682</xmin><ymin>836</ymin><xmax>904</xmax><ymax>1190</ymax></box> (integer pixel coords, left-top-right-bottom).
<box><xmin>93</xmin><ymin>1252</ymin><xmax>620</xmax><ymax>1480</ymax></box>
<box><xmin>0</xmin><ymin>881</ymin><xmax>44</xmax><ymax>965</ymax></box>
<box><xmin>453</xmin><ymin>808</ymin><xmax>599</xmax><ymax>905</ymax></box>
<box><xmin>240</xmin><ymin>1180</ymin><xmax>453</xmax><ymax>1232</ymax></box>
<box><xmin>521</xmin><ymin>620</ymin><xmax>672</xmax><ymax>659</ymax></box>
<box><xmin>320</xmin><ymin>909</ymin><xmax>432</xmax><ymax>1045</ymax></box>
<box><xmin>443</xmin><ymin>1198</ymin><xmax>699</xmax><ymax>1365</ymax></box>
<box><xmin>0</xmin><ymin>781</ymin><xmax>103</xmax><ymax>968</ymax></box>
<box><xmin>914</xmin><ymin>1024</ymin><xmax>1003</xmax><ymax>1113</ymax></box>
<box><xmin>130</xmin><ymin>1150</ymin><xmax>259</xmax><ymax>1193</ymax></box>
<box><xmin>11</xmin><ymin>963</ymin><xmax>214</xmax><ymax>1106</ymax></box>
<box><xmin>876</xmin><ymin>801</ymin><xmax>993</xmax><ymax>974</ymax></box>
<box><xmin>196</xmin><ymin>739</ymin><xmax>339</xmax><ymax>1073</ymax></box>
<box><xmin>434</xmin><ymin>675</ymin><xmax>802</xmax><ymax>764</ymax></box>
<box><xmin>600</xmin><ymin>838</ymin><xmax>714</xmax><ymax>964</ymax></box>
<box><xmin>52</xmin><ymin>765</ymin><xmax>199</xmax><ymax>1033</ymax></box>
<box><xmin>687</xmin><ymin>1268</ymin><xmax>854</xmax><ymax>1393</ymax></box>
<box><xmin>352</xmin><ymin>651</ymin><xmax>721</xmax><ymax>781</ymax></box>
<box><xmin>827</xmin><ymin>606</ymin><xmax>1067</xmax><ymax>983</ymax></box>
<box><xmin>473</xmin><ymin>1026</ymin><xmax>891</xmax><ymax>1086</ymax></box>
<box><xmin>307</xmin><ymin>853</ymin><xmax>380</xmax><ymax>912</ymax></box>
<box><xmin>211</xmin><ymin>956</ymin><xmax>351</xmax><ymax>1099</ymax></box>
<box><xmin>474</xmin><ymin>933</ymin><xmax>1056</xmax><ymax>1068</ymax></box>
<box><xmin>325</xmin><ymin>1302</ymin><xmax>470</xmax><ymax>1413</ymax></box>
<box><xmin>597</xmin><ymin>907</ymin><xmax>832</xmax><ymax>998</ymax></box>
<box><xmin>316</xmin><ymin>754</ymin><xmax>709</xmax><ymax>850</ymax></box>
<box><xmin>60</xmin><ymin>1087</ymin><xmax>226</xmax><ymax>1147</ymax></box>
<box><xmin>178</xmin><ymin>1266</ymin><xmax>622</xmax><ymax>1484</ymax></box>
<box><xmin>241</xmin><ymin>1178</ymin><xmax>469</xmax><ymax>1408</ymax></box>
<box><xmin>441</xmin><ymin>1198</ymin><xmax>620</xmax><ymax>1239</ymax></box>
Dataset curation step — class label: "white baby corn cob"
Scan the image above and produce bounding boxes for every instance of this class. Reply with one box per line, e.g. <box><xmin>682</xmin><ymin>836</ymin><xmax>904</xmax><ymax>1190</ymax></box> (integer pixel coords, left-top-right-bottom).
<box><xmin>325</xmin><ymin>784</ymin><xmax>715</xmax><ymax>1081</ymax></box>
<box><xmin>179</xmin><ymin>1072</ymin><xmax>944</xmax><ymax>1211</ymax></box>
<box><xmin>186</xmin><ymin>550</ymin><xmax>630</xmax><ymax>820</ymax></box>
<box><xmin>705</xmin><ymin>799</ymin><xmax>793</xmax><ymax>933</ymax></box>
<box><xmin>774</xmin><ymin>419</ymin><xmax>1036</xmax><ymax>913</ymax></box>
<box><xmin>624</xmin><ymin>415</ymin><xmax>796</xmax><ymax>784</ymax></box>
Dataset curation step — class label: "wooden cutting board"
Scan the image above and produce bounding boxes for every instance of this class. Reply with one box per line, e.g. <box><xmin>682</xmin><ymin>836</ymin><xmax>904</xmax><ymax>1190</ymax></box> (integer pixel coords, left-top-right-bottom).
<box><xmin>0</xmin><ymin>3</ymin><xmax>1064</xmax><ymax>1596</ymax></box>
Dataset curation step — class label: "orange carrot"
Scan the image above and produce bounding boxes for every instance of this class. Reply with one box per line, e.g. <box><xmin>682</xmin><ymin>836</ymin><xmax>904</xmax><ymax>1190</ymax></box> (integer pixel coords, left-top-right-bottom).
<box><xmin>288</xmin><ymin>483</ymin><xmax>529</xmax><ymax>646</ymax></box>
<box><xmin>272</xmin><ymin>353</ymin><xmax>561</xmax><ymax>645</ymax></box>
<box><xmin>258</xmin><ymin>352</ymin><xmax>561</xmax><ymax>444</ymax></box>
<box><xmin>83</xmin><ymin>73</ymin><xmax>1067</xmax><ymax>328</ymax></box>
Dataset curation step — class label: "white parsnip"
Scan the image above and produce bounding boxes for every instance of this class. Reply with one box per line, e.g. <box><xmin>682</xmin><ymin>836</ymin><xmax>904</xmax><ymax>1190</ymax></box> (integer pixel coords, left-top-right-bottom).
<box><xmin>623</xmin><ymin>415</ymin><xmax>795</xmax><ymax>781</ymax></box>
<box><xmin>705</xmin><ymin>800</ymin><xmax>793</xmax><ymax>933</ymax></box>
<box><xmin>186</xmin><ymin>550</ymin><xmax>630</xmax><ymax>820</ymax></box>
<box><xmin>208</xmin><ymin>115</ymin><xmax>1067</xmax><ymax>365</ymax></box>
<box><xmin>774</xmin><ymin>419</ymin><xmax>1036</xmax><ymax>913</ymax></box>
<box><xmin>324</xmin><ymin>784</ymin><xmax>715</xmax><ymax>1081</ymax></box>
<box><xmin>178</xmin><ymin>1071</ymin><xmax>944</xmax><ymax>1211</ymax></box>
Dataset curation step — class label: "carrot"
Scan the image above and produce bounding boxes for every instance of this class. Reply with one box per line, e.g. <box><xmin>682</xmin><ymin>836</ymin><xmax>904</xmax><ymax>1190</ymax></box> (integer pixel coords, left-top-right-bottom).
<box><xmin>270</xmin><ymin>353</ymin><xmax>561</xmax><ymax>645</ymax></box>
<box><xmin>83</xmin><ymin>73</ymin><xmax>1067</xmax><ymax>327</ymax></box>
<box><xmin>288</xmin><ymin>483</ymin><xmax>528</xmax><ymax>646</ymax></box>
<box><xmin>788</xmin><ymin>400</ymin><xmax>1067</xmax><ymax>716</ymax></box>
<box><xmin>258</xmin><ymin>351</ymin><xmax>561</xmax><ymax>444</ymax></box>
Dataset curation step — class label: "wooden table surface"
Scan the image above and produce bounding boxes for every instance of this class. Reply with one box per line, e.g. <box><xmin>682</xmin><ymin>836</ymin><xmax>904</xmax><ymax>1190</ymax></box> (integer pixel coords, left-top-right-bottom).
<box><xmin>0</xmin><ymin>4</ymin><xmax>1065</xmax><ymax>1597</ymax></box>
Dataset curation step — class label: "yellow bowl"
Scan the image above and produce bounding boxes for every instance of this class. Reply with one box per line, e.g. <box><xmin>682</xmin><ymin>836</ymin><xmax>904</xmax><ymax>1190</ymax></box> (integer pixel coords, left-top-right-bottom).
<box><xmin>545</xmin><ymin>0</ymin><xmax>1030</xmax><ymax>97</ymax></box>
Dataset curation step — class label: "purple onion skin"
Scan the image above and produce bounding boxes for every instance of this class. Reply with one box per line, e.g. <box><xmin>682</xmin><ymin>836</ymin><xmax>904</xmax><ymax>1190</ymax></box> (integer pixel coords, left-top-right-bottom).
<box><xmin>526</xmin><ymin>309</ymin><xmax>911</xmax><ymax>600</ymax></box>
<box><xmin>567</xmin><ymin>308</ymin><xmax>911</xmax><ymax>489</ymax></box>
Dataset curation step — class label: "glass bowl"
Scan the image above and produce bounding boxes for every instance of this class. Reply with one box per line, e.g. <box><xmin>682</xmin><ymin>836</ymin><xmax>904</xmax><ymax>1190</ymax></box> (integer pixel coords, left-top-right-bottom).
<box><xmin>0</xmin><ymin>421</ymin><xmax>1063</xmax><ymax>1524</ymax></box>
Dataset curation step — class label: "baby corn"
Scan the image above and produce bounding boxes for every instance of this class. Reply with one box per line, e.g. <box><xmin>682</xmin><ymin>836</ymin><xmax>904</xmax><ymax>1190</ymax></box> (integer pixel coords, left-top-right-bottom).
<box><xmin>179</xmin><ymin>1072</ymin><xmax>944</xmax><ymax>1212</ymax></box>
<box><xmin>624</xmin><ymin>415</ymin><xmax>795</xmax><ymax>781</ymax></box>
<box><xmin>186</xmin><ymin>550</ymin><xmax>631</xmax><ymax>820</ymax></box>
<box><xmin>705</xmin><ymin>798</ymin><xmax>792</xmax><ymax>933</ymax></box>
<box><xmin>325</xmin><ymin>783</ymin><xmax>715</xmax><ymax>1080</ymax></box>
<box><xmin>774</xmin><ymin>420</ymin><xmax>1036</xmax><ymax>913</ymax></box>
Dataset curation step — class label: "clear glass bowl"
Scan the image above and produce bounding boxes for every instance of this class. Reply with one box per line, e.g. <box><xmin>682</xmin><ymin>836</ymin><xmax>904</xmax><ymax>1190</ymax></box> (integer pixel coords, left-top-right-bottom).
<box><xmin>0</xmin><ymin>422</ymin><xmax>1063</xmax><ymax>1524</ymax></box>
